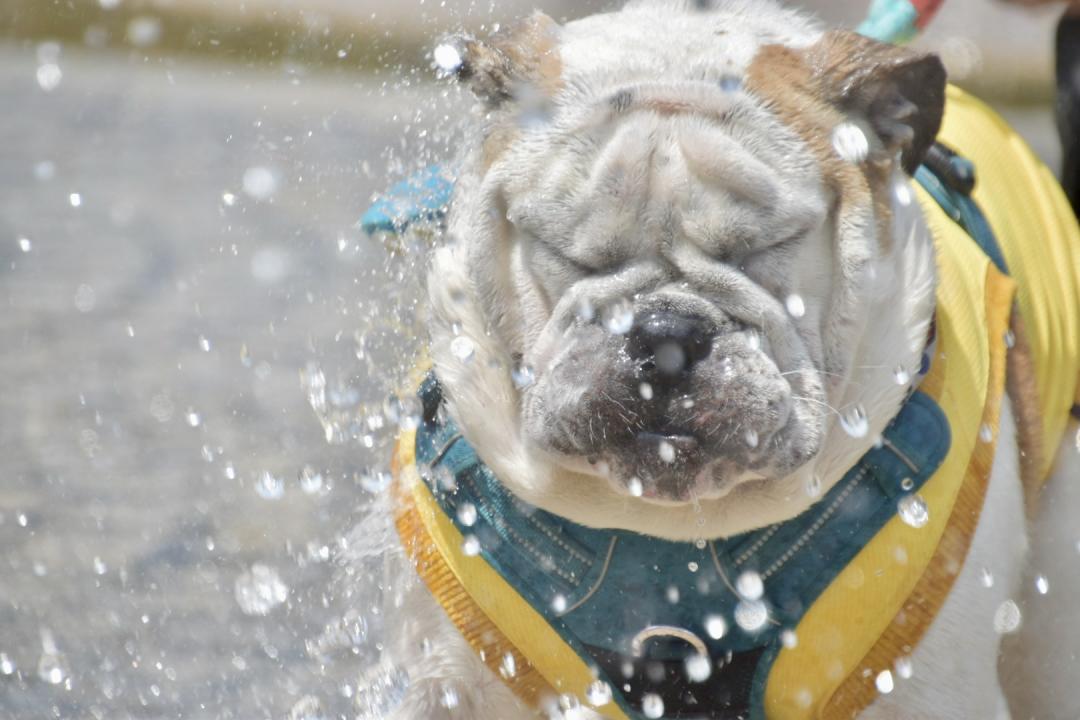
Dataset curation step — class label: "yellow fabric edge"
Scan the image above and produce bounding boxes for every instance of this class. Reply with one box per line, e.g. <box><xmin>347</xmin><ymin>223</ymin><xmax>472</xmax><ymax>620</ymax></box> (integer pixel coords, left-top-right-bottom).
<box><xmin>393</xmin><ymin>433</ymin><xmax>632</xmax><ymax>720</ymax></box>
<box><xmin>937</xmin><ymin>85</ymin><xmax>1080</xmax><ymax>475</ymax></box>
<box><xmin>763</xmin><ymin>186</ymin><xmax>1015</xmax><ymax>718</ymax></box>
<box><xmin>821</xmin><ymin>258</ymin><xmax>1016</xmax><ymax>718</ymax></box>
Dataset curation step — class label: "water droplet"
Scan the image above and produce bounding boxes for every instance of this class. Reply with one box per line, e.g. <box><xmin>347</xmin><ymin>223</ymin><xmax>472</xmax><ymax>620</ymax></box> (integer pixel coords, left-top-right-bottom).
<box><xmin>68</xmin><ymin>192</ymin><xmax>82</xmax><ymax>207</ymax></box>
<box><xmin>719</xmin><ymin>74</ymin><xmax>742</xmax><ymax>92</ymax></box>
<box><xmin>897</xmin><ymin>494</ymin><xmax>929</xmax><ymax>528</ymax></box>
<box><xmin>666</xmin><ymin>585</ymin><xmax>680</xmax><ymax>603</ymax></box>
<box><xmin>805</xmin><ymin>473</ymin><xmax>822</xmax><ymax>498</ymax></box>
<box><xmin>433</xmin><ymin>43</ymin><xmax>463</xmax><ymax>74</ymax></box>
<box><xmin>234</xmin><ymin>564</ymin><xmax>288</xmax><ymax>615</ymax></box>
<box><xmin>704</xmin><ymin>614</ymin><xmax>727</xmax><ymax>640</ymax></box>
<box><xmin>576</xmin><ymin>298</ymin><xmax>596</xmax><ymax>322</ymax></box>
<box><xmin>440</xmin><ymin>686</ymin><xmax>460</xmax><ymax>709</ymax></box>
<box><xmin>224</xmin><ymin>462</ymin><xmax>236</xmax><ymax>480</ymax></box>
<box><xmin>288</xmin><ymin>695</ymin><xmax>326</xmax><ymax>720</ymax></box>
<box><xmin>511</xmin><ymin>362</ymin><xmax>535</xmax><ymax>389</ymax></box>
<box><xmin>73</xmin><ymin>283</ymin><xmax>96</xmax><ymax>312</ymax></box>
<box><xmin>221</xmin><ymin>191</ymin><xmax>237</xmax><ymax>206</ymax></box>
<box><xmin>17</xmin><ymin>236</ymin><xmax>31</xmax><ymax>252</ymax></box>
<box><xmin>36</xmin><ymin>63</ymin><xmax>62</xmax><ymax>91</ymax></box>
<box><xmin>993</xmin><ymin>599</ymin><xmax>1022</xmax><ymax>634</ymax></box>
<box><xmin>832</xmin><ymin>122</ymin><xmax>869</xmax><ymax>164</ymax></box>
<box><xmin>658</xmin><ymin>441</ymin><xmax>676</xmax><ymax>464</ymax></box>
<box><xmin>900</xmin><ymin>477</ymin><xmax>915</xmax><ymax>492</ymax></box>
<box><xmin>450</xmin><ymin>335</ymin><xmax>475</xmax><ymax>362</ymax></box>
<box><xmin>895</xmin><ymin>656</ymin><xmax>913</xmax><ymax>679</ymax></box>
<box><xmin>396</xmin><ymin>396</ymin><xmax>423</xmax><ymax>430</ymax></box>
<box><xmin>893</xmin><ymin>365</ymin><xmax>910</xmax><ymax>385</ymax></box>
<box><xmin>299</xmin><ymin>466</ymin><xmax>324</xmax><ymax>494</ymax></box>
<box><xmin>894</xmin><ymin>179</ymin><xmax>913</xmax><ymax>207</ymax></box>
<box><xmin>685</xmin><ymin>653</ymin><xmax>712</xmax><ymax>683</ymax></box>
<box><xmin>979</xmin><ymin>423</ymin><xmax>994</xmax><ymax>443</ymax></box>
<box><xmin>628</xmin><ymin>477</ymin><xmax>644</xmax><ymax>497</ymax></box>
<box><xmin>1035</xmin><ymin>575</ymin><xmax>1049</xmax><ymax>595</ymax></box>
<box><xmin>785</xmin><ymin>294</ymin><xmax>806</xmax><ymax>319</ymax></box>
<box><xmin>736</xmin><ymin>570</ymin><xmax>764</xmax><ymax>600</ymax></box>
<box><xmin>586</xmin><ymin>680</ymin><xmax>612</xmax><ymax>707</ymax></box>
<box><xmin>499</xmin><ymin>651</ymin><xmax>517</xmax><ymax>678</ymax></box>
<box><xmin>37</xmin><ymin>652</ymin><xmax>65</xmax><ymax>685</ymax></box>
<box><xmin>875</xmin><ymin>669</ymin><xmax>894</xmax><ymax>694</ymax></box>
<box><xmin>744</xmin><ymin>429</ymin><xmax>759</xmax><ymax>449</ymax></box>
<box><xmin>358</xmin><ymin>470</ymin><xmax>391</xmax><ymax>494</ymax></box>
<box><xmin>734</xmin><ymin>599</ymin><xmax>769</xmax><ymax>632</ymax></box>
<box><xmin>127</xmin><ymin>16</ymin><xmax>162</xmax><ymax>47</ymax></box>
<box><xmin>655</xmin><ymin>342</ymin><xmax>686</xmax><ymax>375</ymax></box>
<box><xmin>1004</xmin><ymin>329</ymin><xmax>1016</xmax><ymax>349</ymax></box>
<box><xmin>456</xmin><ymin>502</ymin><xmax>477</xmax><ymax>527</ymax></box>
<box><xmin>242</xmin><ymin>166</ymin><xmax>278</xmax><ymax>200</ymax></box>
<box><xmin>781</xmin><ymin>629</ymin><xmax>798</xmax><ymax>648</ymax></box>
<box><xmin>92</xmin><ymin>556</ymin><xmax>107</xmax><ymax>575</ymax></box>
<box><xmin>461</xmin><ymin>535</ymin><xmax>481</xmax><ymax>556</ymax></box>
<box><xmin>198</xmin><ymin>335</ymin><xmax>211</xmax><ymax>352</ymax></box>
<box><xmin>839</xmin><ymin>405</ymin><xmax>869</xmax><ymax>438</ymax></box>
<box><xmin>639</xmin><ymin>382</ymin><xmax>654</xmax><ymax>400</ymax></box>
<box><xmin>34</xmin><ymin>160</ymin><xmax>55</xmax><ymax>181</ymax></box>
<box><xmin>602</xmin><ymin>299</ymin><xmax>634</xmax><ymax>335</ymax></box>
<box><xmin>252</xmin><ymin>469</ymin><xmax>286</xmax><ymax>500</ymax></box>
<box><xmin>642</xmin><ymin>693</ymin><xmax>665</xmax><ymax>719</ymax></box>
<box><xmin>185</xmin><ymin>408</ymin><xmax>201</xmax><ymax>427</ymax></box>
<box><xmin>355</xmin><ymin>663</ymin><xmax>410</xmax><ymax>720</ymax></box>
<box><xmin>687</xmin><ymin>561</ymin><xmax>699</xmax><ymax>573</ymax></box>
<box><xmin>99</xmin><ymin>0</ymin><xmax>121</xmax><ymax>8</ymax></box>
<box><xmin>551</xmin><ymin>594</ymin><xmax>568</xmax><ymax>613</ymax></box>
<box><xmin>0</xmin><ymin>653</ymin><xmax>14</xmax><ymax>676</ymax></box>
<box><xmin>980</xmin><ymin>567</ymin><xmax>994</xmax><ymax>588</ymax></box>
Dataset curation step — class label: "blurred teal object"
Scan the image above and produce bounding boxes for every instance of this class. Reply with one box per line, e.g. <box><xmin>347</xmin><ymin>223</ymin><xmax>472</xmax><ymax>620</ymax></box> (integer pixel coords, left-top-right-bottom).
<box><xmin>858</xmin><ymin>0</ymin><xmax>919</xmax><ymax>44</ymax></box>
<box><xmin>360</xmin><ymin>164</ymin><xmax>455</xmax><ymax>234</ymax></box>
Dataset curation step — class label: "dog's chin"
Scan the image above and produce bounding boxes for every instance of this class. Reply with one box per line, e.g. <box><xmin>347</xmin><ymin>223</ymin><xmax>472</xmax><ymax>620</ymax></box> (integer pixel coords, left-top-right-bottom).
<box><xmin>542</xmin><ymin>429</ymin><xmax>792</xmax><ymax>506</ymax></box>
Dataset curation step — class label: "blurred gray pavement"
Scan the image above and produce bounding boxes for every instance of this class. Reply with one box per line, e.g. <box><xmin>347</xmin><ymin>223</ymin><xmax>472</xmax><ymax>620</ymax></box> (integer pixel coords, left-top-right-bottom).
<box><xmin>0</xmin><ymin>2</ymin><xmax>1066</xmax><ymax>717</ymax></box>
<box><xmin>0</xmin><ymin>44</ymin><xmax>467</xmax><ymax>718</ymax></box>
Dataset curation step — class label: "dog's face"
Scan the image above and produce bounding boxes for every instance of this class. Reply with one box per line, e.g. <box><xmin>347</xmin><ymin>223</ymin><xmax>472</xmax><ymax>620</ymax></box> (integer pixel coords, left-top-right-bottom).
<box><xmin>430</xmin><ymin>0</ymin><xmax>944</xmax><ymax>531</ymax></box>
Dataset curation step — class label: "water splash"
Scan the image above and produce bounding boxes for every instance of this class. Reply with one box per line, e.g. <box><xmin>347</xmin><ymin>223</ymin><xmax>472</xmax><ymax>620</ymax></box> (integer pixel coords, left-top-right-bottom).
<box><xmin>234</xmin><ymin>564</ymin><xmax>288</xmax><ymax>615</ymax></box>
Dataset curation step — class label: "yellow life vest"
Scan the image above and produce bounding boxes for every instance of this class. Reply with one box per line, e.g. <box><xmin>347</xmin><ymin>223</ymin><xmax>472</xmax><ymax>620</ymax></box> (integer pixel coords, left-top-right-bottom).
<box><xmin>390</xmin><ymin>85</ymin><xmax>1080</xmax><ymax>719</ymax></box>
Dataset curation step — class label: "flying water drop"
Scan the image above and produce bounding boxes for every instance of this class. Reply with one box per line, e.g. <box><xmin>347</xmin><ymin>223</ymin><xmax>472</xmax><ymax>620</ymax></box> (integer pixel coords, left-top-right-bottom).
<box><xmin>897</xmin><ymin>494</ymin><xmax>929</xmax><ymax>528</ymax></box>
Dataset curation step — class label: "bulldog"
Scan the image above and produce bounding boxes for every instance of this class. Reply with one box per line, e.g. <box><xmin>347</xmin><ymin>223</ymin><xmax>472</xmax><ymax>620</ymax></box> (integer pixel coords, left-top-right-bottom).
<box><xmin>372</xmin><ymin>1</ymin><xmax>1080</xmax><ymax>718</ymax></box>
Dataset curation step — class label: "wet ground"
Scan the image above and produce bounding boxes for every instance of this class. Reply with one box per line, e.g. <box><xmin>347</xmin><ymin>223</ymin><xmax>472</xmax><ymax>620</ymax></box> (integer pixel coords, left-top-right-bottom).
<box><xmin>0</xmin><ymin>44</ymin><xmax>466</xmax><ymax>719</ymax></box>
<box><xmin>0</xmin><ymin>41</ymin><xmax>1060</xmax><ymax>720</ymax></box>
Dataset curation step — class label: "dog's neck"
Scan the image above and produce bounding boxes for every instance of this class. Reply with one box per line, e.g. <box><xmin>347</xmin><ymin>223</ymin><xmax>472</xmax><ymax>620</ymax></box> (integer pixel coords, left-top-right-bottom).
<box><xmin>426</xmin><ymin>174</ymin><xmax>937</xmax><ymax>541</ymax></box>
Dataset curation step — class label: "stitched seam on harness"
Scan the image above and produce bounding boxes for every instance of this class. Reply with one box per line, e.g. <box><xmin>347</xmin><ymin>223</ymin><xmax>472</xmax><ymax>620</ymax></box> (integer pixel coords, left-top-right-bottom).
<box><xmin>762</xmin><ymin>468</ymin><xmax>868</xmax><ymax>580</ymax></box>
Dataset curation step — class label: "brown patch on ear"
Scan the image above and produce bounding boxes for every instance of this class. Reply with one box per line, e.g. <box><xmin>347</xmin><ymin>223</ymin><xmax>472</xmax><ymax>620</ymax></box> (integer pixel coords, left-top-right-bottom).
<box><xmin>458</xmin><ymin>12</ymin><xmax>563</xmax><ymax>106</ymax></box>
<box><xmin>809</xmin><ymin>30</ymin><xmax>946</xmax><ymax>173</ymax></box>
<box><xmin>1004</xmin><ymin>310</ymin><xmax>1046</xmax><ymax>521</ymax></box>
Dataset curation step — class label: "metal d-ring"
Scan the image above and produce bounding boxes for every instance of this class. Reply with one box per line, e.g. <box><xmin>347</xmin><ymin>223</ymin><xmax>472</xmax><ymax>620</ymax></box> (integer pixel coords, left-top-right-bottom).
<box><xmin>630</xmin><ymin>625</ymin><xmax>708</xmax><ymax>658</ymax></box>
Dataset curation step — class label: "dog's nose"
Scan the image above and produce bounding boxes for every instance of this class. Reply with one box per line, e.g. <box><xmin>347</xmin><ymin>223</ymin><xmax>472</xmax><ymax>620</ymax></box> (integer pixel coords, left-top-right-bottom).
<box><xmin>627</xmin><ymin>311</ymin><xmax>713</xmax><ymax>380</ymax></box>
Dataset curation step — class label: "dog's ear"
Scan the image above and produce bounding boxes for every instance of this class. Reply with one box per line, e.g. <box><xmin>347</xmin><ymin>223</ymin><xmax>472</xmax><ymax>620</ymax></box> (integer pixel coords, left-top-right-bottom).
<box><xmin>810</xmin><ymin>30</ymin><xmax>946</xmax><ymax>173</ymax></box>
<box><xmin>436</xmin><ymin>12</ymin><xmax>562</xmax><ymax>107</ymax></box>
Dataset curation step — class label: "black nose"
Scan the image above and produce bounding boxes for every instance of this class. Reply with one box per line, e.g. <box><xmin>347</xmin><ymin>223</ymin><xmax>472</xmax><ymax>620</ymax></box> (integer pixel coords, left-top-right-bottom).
<box><xmin>627</xmin><ymin>311</ymin><xmax>713</xmax><ymax>381</ymax></box>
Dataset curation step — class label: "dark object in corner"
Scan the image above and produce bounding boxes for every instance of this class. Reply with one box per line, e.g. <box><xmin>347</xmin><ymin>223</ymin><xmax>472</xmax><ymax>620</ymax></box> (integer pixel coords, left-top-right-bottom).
<box><xmin>1056</xmin><ymin>13</ymin><xmax>1080</xmax><ymax>215</ymax></box>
